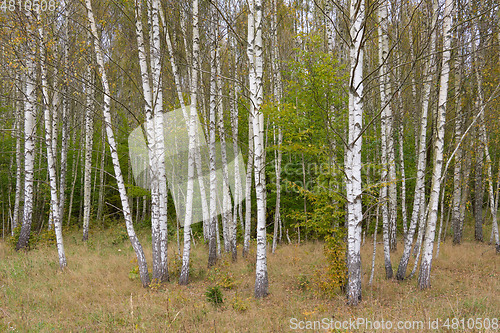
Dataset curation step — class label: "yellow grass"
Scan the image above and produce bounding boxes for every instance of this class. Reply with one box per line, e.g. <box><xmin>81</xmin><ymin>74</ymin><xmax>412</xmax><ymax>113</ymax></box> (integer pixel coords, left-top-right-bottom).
<box><xmin>0</xmin><ymin>226</ymin><xmax>498</xmax><ymax>332</ymax></box>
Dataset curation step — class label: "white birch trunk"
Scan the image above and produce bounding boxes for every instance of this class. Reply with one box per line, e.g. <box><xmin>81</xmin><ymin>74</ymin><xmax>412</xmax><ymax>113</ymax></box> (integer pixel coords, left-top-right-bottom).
<box><xmin>158</xmin><ymin>5</ymin><xmax>210</xmax><ymax>240</ymax></box>
<box><xmin>12</xmin><ymin>72</ymin><xmax>23</xmax><ymax>235</ymax></box>
<box><xmin>39</xmin><ymin>25</ymin><xmax>67</xmax><ymax>269</ymax></box>
<box><xmin>378</xmin><ymin>1</ymin><xmax>393</xmax><ymax>278</ymax></box>
<box><xmin>418</xmin><ymin>0</ymin><xmax>453</xmax><ymax>289</ymax></box>
<box><xmin>250</xmin><ymin>0</ymin><xmax>268</xmax><ymax>298</ymax></box>
<box><xmin>82</xmin><ymin>64</ymin><xmax>94</xmax><ymax>242</ymax></box>
<box><xmin>16</xmin><ymin>41</ymin><xmax>36</xmax><ymax>251</ymax></box>
<box><xmin>230</xmin><ymin>56</ymin><xmax>244</xmax><ymax>237</ymax></box>
<box><xmin>58</xmin><ymin>0</ymin><xmax>70</xmax><ymax>223</ymax></box>
<box><xmin>398</xmin><ymin>116</ymin><xmax>408</xmax><ymax>236</ymax></box>
<box><xmin>271</xmin><ymin>0</ymin><xmax>282</xmax><ymax>254</ymax></box>
<box><xmin>346</xmin><ymin>0</ymin><xmax>365</xmax><ymax>305</ymax></box>
<box><xmin>86</xmin><ymin>0</ymin><xmax>150</xmax><ymax>287</ymax></box>
<box><xmin>208</xmin><ymin>14</ymin><xmax>218</xmax><ymax>267</ymax></box>
<box><xmin>395</xmin><ymin>6</ymin><xmax>437</xmax><ymax>280</ymax></box>
<box><xmin>134</xmin><ymin>0</ymin><xmax>161</xmax><ymax>281</ymax></box>
<box><xmin>378</xmin><ymin>3</ymin><xmax>398</xmax><ymax>251</ymax></box>
<box><xmin>179</xmin><ymin>0</ymin><xmax>200</xmax><ymax>284</ymax></box>
<box><xmin>214</xmin><ymin>37</ymin><xmax>232</xmax><ymax>255</ymax></box>
<box><xmin>150</xmin><ymin>0</ymin><xmax>169</xmax><ymax>282</ymax></box>
<box><xmin>244</xmin><ymin>0</ymin><xmax>256</xmax><ymax>259</ymax></box>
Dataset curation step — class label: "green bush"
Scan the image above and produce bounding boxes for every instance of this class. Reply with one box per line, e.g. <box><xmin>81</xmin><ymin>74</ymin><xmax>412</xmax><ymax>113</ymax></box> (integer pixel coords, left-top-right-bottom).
<box><xmin>205</xmin><ymin>286</ymin><xmax>224</xmax><ymax>306</ymax></box>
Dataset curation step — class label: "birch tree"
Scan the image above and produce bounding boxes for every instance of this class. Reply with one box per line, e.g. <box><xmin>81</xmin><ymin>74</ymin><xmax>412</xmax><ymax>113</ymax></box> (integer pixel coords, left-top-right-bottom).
<box><xmin>208</xmin><ymin>3</ymin><xmax>218</xmax><ymax>267</ymax></box>
<box><xmin>471</xmin><ymin>24</ymin><xmax>500</xmax><ymax>251</ymax></box>
<box><xmin>418</xmin><ymin>0</ymin><xmax>454</xmax><ymax>289</ymax></box>
<box><xmin>179</xmin><ymin>0</ymin><xmax>201</xmax><ymax>284</ymax></box>
<box><xmin>16</xmin><ymin>36</ymin><xmax>36</xmax><ymax>251</ymax></box>
<box><xmin>39</xmin><ymin>23</ymin><xmax>67</xmax><ymax>269</ymax></box>
<box><xmin>82</xmin><ymin>65</ymin><xmax>94</xmax><ymax>242</ymax></box>
<box><xmin>345</xmin><ymin>0</ymin><xmax>365</xmax><ymax>305</ymax></box>
<box><xmin>150</xmin><ymin>0</ymin><xmax>169</xmax><ymax>282</ymax></box>
<box><xmin>248</xmin><ymin>0</ymin><xmax>268</xmax><ymax>298</ymax></box>
<box><xmin>396</xmin><ymin>3</ymin><xmax>437</xmax><ymax>281</ymax></box>
<box><xmin>378</xmin><ymin>0</ymin><xmax>393</xmax><ymax>278</ymax></box>
<box><xmin>12</xmin><ymin>72</ymin><xmax>23</xmax><ymax>235</ymax></box>
<box><xmin>85</xmin><ymin>0</ymin><xmax>150</xmax><ymax>287</ymax></box>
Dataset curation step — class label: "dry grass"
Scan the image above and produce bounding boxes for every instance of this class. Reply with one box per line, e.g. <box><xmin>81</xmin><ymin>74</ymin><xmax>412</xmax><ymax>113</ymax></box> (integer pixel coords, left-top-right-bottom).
<box><xmin>0</xmin><ymin>226</ymin><xmax>498</xmax><ymax>332</ymax></box>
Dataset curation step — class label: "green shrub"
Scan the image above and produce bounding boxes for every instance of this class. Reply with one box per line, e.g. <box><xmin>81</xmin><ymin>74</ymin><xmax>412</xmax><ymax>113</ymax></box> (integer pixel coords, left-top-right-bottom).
<box><xmin>312</xmin><ymin>228</ymin><xmax>347</xmax><ymax>297</ymax></box>
<box><xmin>205</xmin><ymin>286</ymin><xmax>224</xmax><ymax>306</ymax></box>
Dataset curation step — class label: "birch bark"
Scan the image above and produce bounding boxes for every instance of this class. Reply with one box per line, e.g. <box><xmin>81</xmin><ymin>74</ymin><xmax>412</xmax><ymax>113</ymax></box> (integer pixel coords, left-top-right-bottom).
<box><xmin>39</xmin><ymin>25</ymin><xmax>67</xmax><ymax>269</ymax></box>
<box><xmin>395</xmin><ymin>5</ymin><xmax>437</xmax><ymax>281</ymax></box>
<box><xmin>82</xmin><ymin>64</ymin><xmax>94</xmax><ymax>242</ymax></box>
<box><xmin>85</xmin><ymin>0</ymin><xmax>150</xmax><ymax>287</ymax></box>
<box><xmin>250</xmin><ymin>0</ymin><xmax>268</xmax><ymax>298</ymax></box>
<box><xmin>345</xmin><ymin>0</ymin><xmax>365</xmax><ymax>305</ymax></box>
<box><xmin>418</xmin><ymin>0</ymin><xmax>454</xmax><ymax>289</ymax></box>
<box><xmin>378</xmin><ymin>1</ymin><xmax>393</xmax><ymax>278</ymax></box>
<box><xmin>16</xmin><ymin>39</ymin><xmax>36</xmax><ymax>251</ymax></box>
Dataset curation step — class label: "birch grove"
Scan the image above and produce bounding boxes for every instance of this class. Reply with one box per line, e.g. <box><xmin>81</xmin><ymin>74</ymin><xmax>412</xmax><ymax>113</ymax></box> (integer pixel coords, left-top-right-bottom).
<box><xmin>0</xmin><ymin>0</ymin><xmax>498</xmax><ymax>311</ymax></box>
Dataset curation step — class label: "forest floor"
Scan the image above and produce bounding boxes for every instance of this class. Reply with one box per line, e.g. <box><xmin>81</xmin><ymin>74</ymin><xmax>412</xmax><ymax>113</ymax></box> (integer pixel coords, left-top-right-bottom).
<box><xmin>0</xmin><ymin>225</ymin><xmax>498</xmax><ymax>332</ymax></box>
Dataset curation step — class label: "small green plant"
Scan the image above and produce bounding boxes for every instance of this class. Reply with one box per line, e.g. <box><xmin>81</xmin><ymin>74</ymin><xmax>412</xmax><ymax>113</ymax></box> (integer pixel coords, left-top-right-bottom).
<box><xmin>128</xmin><ymin>266</ymin><xmax>140</xmax><ymax>281</ymax></box>
<box><xmin>205</xmin><ymin>286</ymin><xmax>224</xmax><ymax>306</ymax></box>
<box><xmin>128</xmin><ymin>259</ymin><xmax>140</xmax><ymax>281</ymax></box>
<box><xmin>297</xmin><ymin>274</ymin><xmax>310</xmax><ymax>291</ymax></box>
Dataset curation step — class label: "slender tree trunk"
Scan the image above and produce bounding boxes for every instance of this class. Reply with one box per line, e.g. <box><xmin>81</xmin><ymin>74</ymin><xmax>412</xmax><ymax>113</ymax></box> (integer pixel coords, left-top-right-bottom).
<box><xmin>150</xmin><ymin>0</ymin><xmax>169</xmax><ymax>282</ymax></box>
<box><xmin>67</xmin><ymin>144</ymin><xmax>80</xmax><ymax>226</ymax></box>
<box><xmin>378</xmin><ymin>0</ymin><xmax>393</xmax><ymax>278</ymax></box>
<box><xmin>398</xmin><ymin>115</ymin><xmax>408</xmax><ymax>236</ymax></box>
<box><xmin>474</xmin><ymin>129</ymin><xmax>484</xmax><ymax>242</ymax></box>
<box><xmin>369</xmin><ymin>205</ymin><xmax>380</xmax><ymax>285</ymax></box>
<box><xmin>230</xmin><ymin>54</ymin><xmax>244</xmax><ymax>241</ymax></box>
<box><xmin>243</xmin><ymin>115</ymin><xmax>254</xmax><ymax>258</ymax></box>
<box><xmin>472</xmin><ymin>32</ymin><xmax>500</xmax><ymax>251</ymax></box>
<box><xmin>12</xmin><ymin>72</ymin><xmax>23</xmax><ymax>235</ymax></box>
<box><xmin>16</xmin><ymin>41</ymin><xmax>36</xmax><ymax>251</ymax></box>
<box><xmin>82</xmin><ymin>65</ymin><xmax>94</xmax><ymax>242</ymax></box>
<box><xmin>86</xmin><ymin>0</ymin><xmax>150</xmax><ymax>287</ymax></box>
<box><xmin>58</xmin><ymin>0</ymin><xmax>70</xmax><ymax>225</ymax></box>
<box><xmin>396</xmin><ymin>5</ymin><xmax>437</xmax><ymax>280</ymax></box>
<box><xmin>216</xmin><ymin>42</ymin><xmax>235</xmax><ymax>259</ymax></box>
<box><xmin>272</xmin><ymin>127</ymin><xmax>282</xmax><ymax>254</ymax></box>
<box><xmin>243</xmin><ymin>1</ymin><xmax>255</xmax><ymax>259</ymax></box>
<box><xmin>96</xmin><ymin>126</ymin><xmax>106</xmax><ymax>225</ymax></box>
<box><xmin>39</xmin><ymin>25</ymin><xmax>67</xmax><ymax>269</ymax></box>
<box><xmin>418</xmin><ymin>0</ymin><xmax>453</xmax><ymax>290</ymax></box>
<box><xmin>134</xmin><ymin>0</ymin><xmax>160</xmax><ymax>280</ymax></box>
<box><xmin>207</xmin><ymin>12</ymin><xmax>218</xmax><ymax>267</ymax></box>
<box><xmin>158</xmin><ymin>3</ymin><xmax>210</xmax><ymax>242</ymax></box>
<box><xmin>250</xmin><ymin>0</ymin><xmax>268</xmax><ymax>299</ymax></box>
<box><xmin>451</xmin><ymin>37</ymin><xmax>463</xmax><ymax>244</ymax></box>
<box><xmin>345</xmin><ymin>0</ymin><xmax>365</xmax><ymax>306</ymax></box>
<box><xmin>179</xmin><ymin>0</ymin><xmax>201</xmax><ymax>285</ymax></box>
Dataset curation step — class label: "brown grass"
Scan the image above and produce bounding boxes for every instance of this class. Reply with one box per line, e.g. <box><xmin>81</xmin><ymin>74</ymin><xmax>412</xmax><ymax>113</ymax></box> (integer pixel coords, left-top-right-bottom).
<box><xmin>0</xmin><ymin>226</ymin><xmax>498</xmax><ymax>332</ymax></box>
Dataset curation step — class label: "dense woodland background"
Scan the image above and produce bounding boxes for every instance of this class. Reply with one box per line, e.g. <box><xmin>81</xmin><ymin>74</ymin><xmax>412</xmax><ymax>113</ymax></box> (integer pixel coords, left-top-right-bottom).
<box><xmin>0</xmin><ymin>0</ymin><xmax>499</xmax><ymax>311</ymax></box>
